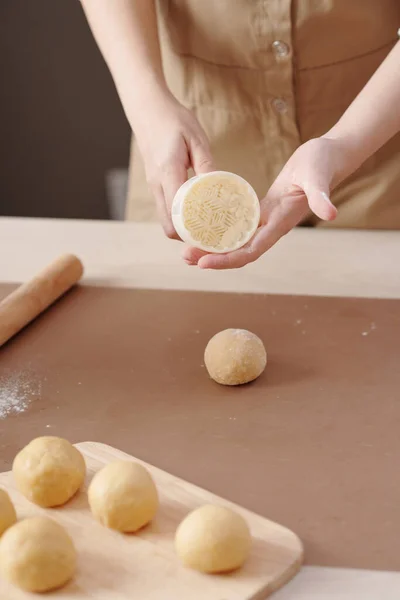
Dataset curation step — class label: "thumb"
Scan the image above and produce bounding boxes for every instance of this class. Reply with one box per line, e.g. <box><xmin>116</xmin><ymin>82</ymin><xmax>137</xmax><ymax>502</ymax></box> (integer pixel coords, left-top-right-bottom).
<box><xmin>189</xmin><ymin>136</ymin><xmax>215</xmax><ymax>175</ymax></box>
<box><xmin>304</xmin><ymin>185</ymin><xmax>337</xmax><ymax>221</ymax></box>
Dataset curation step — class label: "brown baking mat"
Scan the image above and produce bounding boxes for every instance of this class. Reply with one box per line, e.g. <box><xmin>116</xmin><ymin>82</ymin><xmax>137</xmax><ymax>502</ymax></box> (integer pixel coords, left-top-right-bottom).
<box><xmin>1</xmin><ymin>283</ymin><xmax>400</xmax><ymax>571</ymax></box>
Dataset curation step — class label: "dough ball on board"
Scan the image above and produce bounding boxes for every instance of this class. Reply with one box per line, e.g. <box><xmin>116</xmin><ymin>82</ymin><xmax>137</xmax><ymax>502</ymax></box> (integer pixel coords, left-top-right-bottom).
<box><xmin>13</xmin><ymin>436</ymin><xmax>86</xmax><ymax>508</ymax></box>
<box><xmin>0</xmin><ymin>517</ymin><xmax>76</xmax><ymax>593</ymax></box>
<box><xmin>175</xmin><ymin>505</ymin><xmax>251</xmax><ymax>573</ymax></box>
<box><xmin>0</xmin><ymin>489</ymin><xmax>17</xmax><ymax>536</ymax></box>
<box><xmin>88</xmin><ymin>461</ymin><xmax>159</xmax><ymax>532</ymax></box>
<box><xmin>205</xmin><ymin>329</ymin><xmax>267</xmax><ymax>385</ymax></box>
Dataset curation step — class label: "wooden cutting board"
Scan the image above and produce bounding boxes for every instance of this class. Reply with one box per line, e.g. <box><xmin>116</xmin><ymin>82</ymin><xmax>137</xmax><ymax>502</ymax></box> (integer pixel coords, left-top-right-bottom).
<box><xmin>0</xmin><ymin>442</ymin><xmax>303</xmax><ymax>599</ymax></box>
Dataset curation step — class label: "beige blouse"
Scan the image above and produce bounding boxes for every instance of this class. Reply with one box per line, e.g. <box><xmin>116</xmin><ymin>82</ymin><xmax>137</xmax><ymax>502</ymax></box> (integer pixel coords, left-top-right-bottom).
<box><xmin>127</xmin><ymin>0</ymin><xmax>400</xmax><ymax>230</ymax></box>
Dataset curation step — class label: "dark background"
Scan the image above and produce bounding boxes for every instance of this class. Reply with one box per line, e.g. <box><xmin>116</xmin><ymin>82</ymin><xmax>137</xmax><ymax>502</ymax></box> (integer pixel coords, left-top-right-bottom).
<box><xmin>0</xmin><ymin>0</ymin><xmax>130</xmax><ymax>219</ymax></box>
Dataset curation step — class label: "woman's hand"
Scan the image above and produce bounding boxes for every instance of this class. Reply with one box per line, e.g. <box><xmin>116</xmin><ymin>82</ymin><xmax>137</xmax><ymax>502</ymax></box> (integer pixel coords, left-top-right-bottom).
<box><xmin>80</xmin><ymin>0</ymin><xmax>214</xmax><ymax>238</ymax></box>
<box><xmin>184</xmin><ymin>41</ymin><xmax>400</xmax><ymax>269</ymax></box>
<box><xmin>183</xmin><ymin>136</ymin><xmax>344</xmax><ymax>269</ymax></box>
<box><xmin>132</xmin><ymin>92</ymin><xmax>214</xmax><ymax>238</ymax></box>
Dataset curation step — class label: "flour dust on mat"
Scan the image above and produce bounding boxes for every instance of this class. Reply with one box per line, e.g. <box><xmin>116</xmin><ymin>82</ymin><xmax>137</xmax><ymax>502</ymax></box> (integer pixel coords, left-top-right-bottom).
<box><xmin>0</xmin><ymin>370</ymin><xmax>42</xmax><ymax>420</ymax></box>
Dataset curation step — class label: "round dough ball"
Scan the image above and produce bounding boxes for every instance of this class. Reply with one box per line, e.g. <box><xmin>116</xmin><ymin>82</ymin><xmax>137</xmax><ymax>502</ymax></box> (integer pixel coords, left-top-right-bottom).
<box><xmin>0</xmin><ymin>517</ymin><xmax>76</xmax><ymax>593</ymax></box>
<box><xmin>13</xmin><ymin>436</ymin><xmax>86</xmax><ymax>508</ymax></box>
<box><xmin>0</xmin><ymin>489</ymin><xmax>17</xmax><ymax>536</ymax></box>
<box><xmin>88</xmin><ymin>461</ymin><xmax>159</xmax><ymax>532</ymax></box>
<box><xmin>175</xmin><ymin>505</ymin><xmax>251</xmax><ymax>573</ymax></box>
<box><xmin>204</xmin><ymin>329</ymin><xmax>267</xmax><ymax>385</ymax></box>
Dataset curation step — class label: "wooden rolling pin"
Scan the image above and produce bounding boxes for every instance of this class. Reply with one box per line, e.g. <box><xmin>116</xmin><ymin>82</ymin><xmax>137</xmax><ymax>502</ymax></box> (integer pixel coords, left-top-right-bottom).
<box><xmin>0</xmin><ymin>254</ymin><xmax>83</xmax><ymax>347</ymax></box>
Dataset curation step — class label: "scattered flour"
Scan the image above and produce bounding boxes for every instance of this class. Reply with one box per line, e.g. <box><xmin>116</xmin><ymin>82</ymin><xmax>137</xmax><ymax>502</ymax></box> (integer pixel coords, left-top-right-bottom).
<box><xmin>361</xmin><ymin>322</ymin><xmax>377</xmax><ymax>337</ymax></box>
<box><xmin>0</xmin><ymin>370</ymin><xmax>41</xmax><ymax>420</ymax></box>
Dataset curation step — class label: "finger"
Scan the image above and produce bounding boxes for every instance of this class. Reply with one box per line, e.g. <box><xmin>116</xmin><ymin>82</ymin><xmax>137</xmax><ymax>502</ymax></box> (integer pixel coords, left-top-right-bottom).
<box><xmin>189</xmin><ymin>136</ymin><xmax>215</xmax><ymax>175</ymax></box>
<box><xmin>198</xmin><ymin>250</ymin><xmax>252</xmax><ymax>270</ymax></box>
<box><xmin>198</xmin><ymin>191</ymin><xmax>308</xmax><ymax>270</ymax></box>
<box><xmin>198</xmin><ymin>221</ymin><xmax>287</xmax><ymax>270</ymax></box>
<box><xmin>159</xmin><ymin>163</ymin><xmax>188</xmax><ymax>239</ymax></box>
<box><xmin>304</xmin><ymin>186</ymin><xmax>337</xmax><ymax>221</ymax></box>
<box><xmin>197</xmin><ymin>230</ymin><xmax>266</xmax><ymax>270</ymax></box>
<box><xmin>182</xmin><ymin>246</ymin><xmax>209</xmax><ymax>266</ymax></box>
<box><xmin>161</xmin><ymin>162</ymin><xmax>188</xmax><ymax>213</ymax></box>
<box><xmin>150</xmin><ymin>182</ymin><xmax>179</xmax><ymax>240</ymax></box>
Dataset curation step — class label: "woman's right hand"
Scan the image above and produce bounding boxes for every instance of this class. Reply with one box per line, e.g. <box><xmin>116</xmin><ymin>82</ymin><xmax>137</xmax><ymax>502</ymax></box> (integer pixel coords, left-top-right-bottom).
<box><xmin>130</xmin><ymin>91</ymin><xmax>215</xmax><ymax>238</ymax></box>
<box><xmin>80</xmin><ymin>0</ymin><xmax>214</xmax><ymax>238</ymax></box>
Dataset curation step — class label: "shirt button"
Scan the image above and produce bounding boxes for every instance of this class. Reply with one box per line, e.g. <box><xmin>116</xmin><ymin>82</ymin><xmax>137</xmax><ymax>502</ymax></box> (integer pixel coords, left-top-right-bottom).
<box><xmin>272</xmin><ymin>98</ymin><xmax>288</xmax><ymax>114</ymax></box>
<box><xmin>272</xmin><ymin>40</ymin><xmax>290</xmax><ymax>59</ymax></box>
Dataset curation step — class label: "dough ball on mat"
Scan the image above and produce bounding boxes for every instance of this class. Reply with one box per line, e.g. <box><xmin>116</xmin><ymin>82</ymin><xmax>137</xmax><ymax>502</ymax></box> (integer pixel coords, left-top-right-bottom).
<box><xmin>88</xmin><ymin>460</ymin><xmax>159</xmax><ymax>532</ymax></box>
<box><xmin>0</xmin><ymin>517</ymin><xmax>76</xmax><ymax>593</ymax></box>
<box><xmin>13</xmin><ymin>436</ymin><xmax>86</xmax><ymax>507</ymax></box>
<box><xmin>0</xmin><ymin>489</ymin><xmax>16</xmax><ymax>536</ymax></box>
<box><xmin>205</xmin><ymin>329</ymin><xmax>267</xmax><ymax>385</ymax></box>
<box><xmin>175</xmin><ymin>505</ymin><xmax>251</xmax><ymax>573</ymax></box>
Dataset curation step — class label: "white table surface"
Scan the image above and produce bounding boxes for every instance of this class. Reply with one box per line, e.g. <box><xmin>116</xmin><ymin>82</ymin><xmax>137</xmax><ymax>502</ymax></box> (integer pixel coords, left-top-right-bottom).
<box><xmin>1</xmin><ymin>216</ymin><xmax>400</xmax><ymax>599</ymax></box>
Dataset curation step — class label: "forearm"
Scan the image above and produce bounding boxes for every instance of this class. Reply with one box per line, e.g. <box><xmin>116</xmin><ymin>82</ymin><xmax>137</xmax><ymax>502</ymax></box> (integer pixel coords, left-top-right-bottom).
<box><xmin>324</xmin><ymin>41</ymin><xmax>400</xmax><ymax>177</ymax></box>
<box><xmin>80</xmin><ymin>0</ymin><xmax>168</xmax><ymax>126</ymax></box>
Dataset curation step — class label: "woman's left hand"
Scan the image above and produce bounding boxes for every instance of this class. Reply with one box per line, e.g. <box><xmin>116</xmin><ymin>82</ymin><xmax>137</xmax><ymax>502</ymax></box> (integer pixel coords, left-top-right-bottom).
<box><xmin>182</xmin><ymin>137</ymin><xmax>344</xmax><ymax>269</ymax></box>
